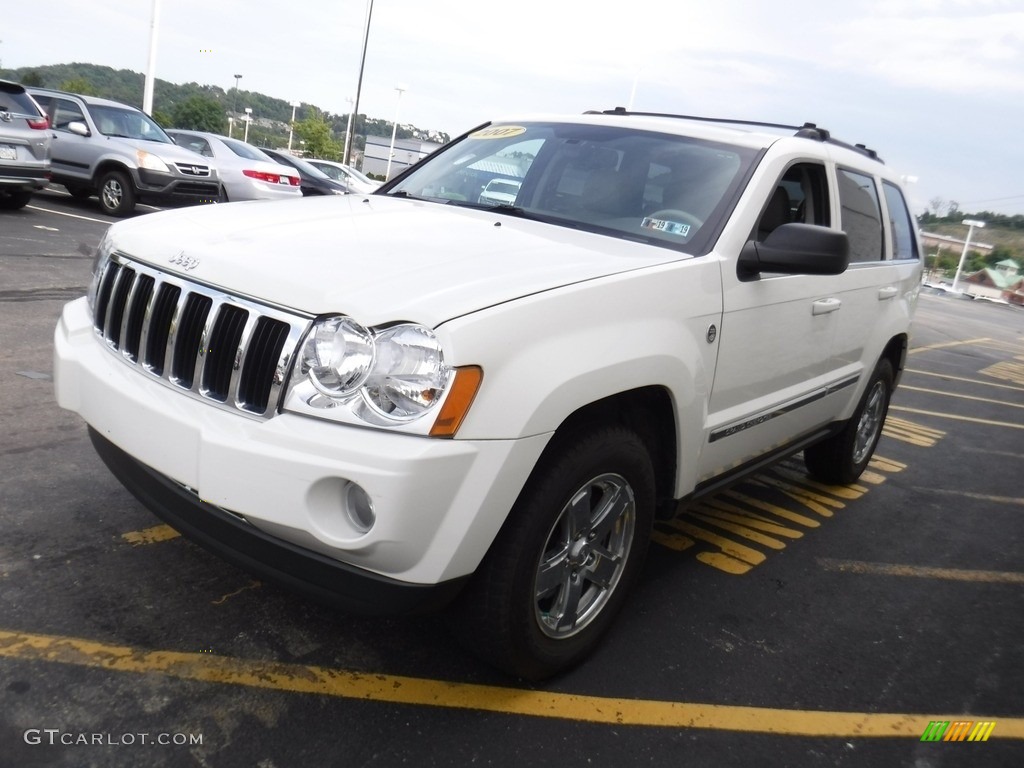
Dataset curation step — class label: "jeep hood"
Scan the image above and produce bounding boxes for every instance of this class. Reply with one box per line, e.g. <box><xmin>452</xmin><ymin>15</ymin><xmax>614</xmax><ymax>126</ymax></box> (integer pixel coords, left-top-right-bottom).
<box><xmin>105</xmin><ymin>195</ymin><xmax>684</xmax><ymax>327</ymax></box>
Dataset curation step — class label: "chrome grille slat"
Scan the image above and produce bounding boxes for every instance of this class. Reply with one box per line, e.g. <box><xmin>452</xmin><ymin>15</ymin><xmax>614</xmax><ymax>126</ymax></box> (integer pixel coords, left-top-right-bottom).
<box><xmin>92</xmin><ymin>253</ymin><xmax>311</xmax><ymax>420</ymax></box>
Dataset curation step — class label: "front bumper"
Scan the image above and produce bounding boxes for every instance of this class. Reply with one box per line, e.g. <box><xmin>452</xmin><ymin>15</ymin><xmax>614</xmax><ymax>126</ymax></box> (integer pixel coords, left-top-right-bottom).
<box><xmin>136</xmin><ymin>168</ymin><xmax>221</xmax><ymax>206</ymax></box>
<box><xmin>55</xmin><ymin>298</ymin><xmax>549</xmax><ymax>604</ymax></box>
<box><xmin>88</xmin><ymin>428</ymin><xmax>466</xmax><ymax>614</ymax></box>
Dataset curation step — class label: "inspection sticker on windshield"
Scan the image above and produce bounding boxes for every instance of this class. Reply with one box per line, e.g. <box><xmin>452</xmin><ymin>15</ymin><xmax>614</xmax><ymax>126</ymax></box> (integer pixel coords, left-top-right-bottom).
<box><xmin>470</xmin><ymin>125</ymin><xmax>527</xmax><ymax>140</ymax></box>
<box><xmin>641</xmin><ymin>217</ymin><xmax>690</xmax><ymax>236</ymax></box>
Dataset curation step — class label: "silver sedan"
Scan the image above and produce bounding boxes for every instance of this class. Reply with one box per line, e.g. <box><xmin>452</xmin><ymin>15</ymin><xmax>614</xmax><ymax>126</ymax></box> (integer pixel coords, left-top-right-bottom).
<box><xmin>167</xmin><ymin>130</ymin><xmax>301</xmax><ymax>202</ymax></box>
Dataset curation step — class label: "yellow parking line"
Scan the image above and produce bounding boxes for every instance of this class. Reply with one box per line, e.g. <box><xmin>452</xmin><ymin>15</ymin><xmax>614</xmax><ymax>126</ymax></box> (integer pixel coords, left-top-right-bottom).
<box><xmin>818</xmin><ymin>558</ymin><xmax>1024</xmax><ymax>584</ymax></box>
<box><xmin>1</xmin><ymin>629</ymin><xmax>1021</xmax><ymax>738</ymax></box>
<box><xmin>120</xmin><ymin>524</ymin><xmax>180</xmax><ymax>546</ymax></box>
<box><xmin>889</xmin><ymin>406</ymin><xmax>1024</xmax><ymax>429</ymax></box>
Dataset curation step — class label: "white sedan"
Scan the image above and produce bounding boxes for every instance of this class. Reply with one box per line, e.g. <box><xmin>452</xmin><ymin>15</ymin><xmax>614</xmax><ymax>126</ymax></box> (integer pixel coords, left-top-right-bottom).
<box><xmin>306</xmin><ymin>158</ymin><xmax>381</xmax><ymax>194</ymax></box>
<box><xmin>168</xmin><ymin>130</ymin><xmax>301</xmax><ymax>202</ymax></box>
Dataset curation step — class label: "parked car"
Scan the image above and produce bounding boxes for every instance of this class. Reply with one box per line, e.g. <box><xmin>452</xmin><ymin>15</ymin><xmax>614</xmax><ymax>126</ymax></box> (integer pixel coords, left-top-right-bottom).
<box><xmin>0</xmin><ymin>80</ymin><xmax>51</xmax><ymax>210</ymax></box>
<box><xmin>477</xmin><ymin>177</ymin><xmax>522</xmax><ymax>206</ymax></box>
<box><xmin>305</xmin><ymin>158</ymin><xmax>381</xmax><ymax>194</ymax></box>
<box><xmin>53</xmin><ymin>110</ymin><xmax>921</xmax><ymax>680</ymax></box>
<box><xmin>259</xmin><ymin>148</ymin><xmax>348</xmax><ymax>196</ymax></box>
<box><xmin>27</xmin><ymin>88</ymin><xmax>221</xmax><ymax>216</ymax></box>
<box><xmin>167</xmin><ymin>130</ymin><xmax>301</xmax><ymax>202</ymax></box>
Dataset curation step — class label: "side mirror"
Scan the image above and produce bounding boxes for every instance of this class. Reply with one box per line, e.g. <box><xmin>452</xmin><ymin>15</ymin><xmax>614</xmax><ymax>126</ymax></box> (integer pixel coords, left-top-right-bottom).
<box><xmin>738</xmin><ymin>223</ymin><xmax>849</xmax><ymax>280</ymax></box>
<box><xmin>67</xmin><ymin>121</ymin><xmax>90</xmax><ymax>137</ymax></box>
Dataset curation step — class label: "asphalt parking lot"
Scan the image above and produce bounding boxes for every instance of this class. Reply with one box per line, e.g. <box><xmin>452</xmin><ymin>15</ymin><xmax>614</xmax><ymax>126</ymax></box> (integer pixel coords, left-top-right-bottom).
<box><xmin>2</xmin><ymin>188</ymin><xmax>1022</xmax><ymax>767</ymax></box>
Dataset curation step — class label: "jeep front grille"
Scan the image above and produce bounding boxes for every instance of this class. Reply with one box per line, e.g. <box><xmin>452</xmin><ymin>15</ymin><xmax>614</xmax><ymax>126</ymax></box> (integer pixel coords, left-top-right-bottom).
<box><xmin>92</xmin><ymin>255</ymin><xmax>310</xmax><ymax>419</ymax></box>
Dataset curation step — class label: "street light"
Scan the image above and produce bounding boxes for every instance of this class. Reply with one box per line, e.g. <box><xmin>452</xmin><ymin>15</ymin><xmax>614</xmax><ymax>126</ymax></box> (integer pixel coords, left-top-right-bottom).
<box><xmin>951</xmin><ymin>219</ymin><xmax>985</xmax><ymax>293</ymax></box>
<box><xmin>385</xmin><ymin>85</ymin><xmax>407</xmax><ymax>181</ymax></box>
<box><xmin>227</xmin><ymin>116</ymin><xmax>234</xmax><ymax>138</ymax></box>
<box><xmin>287</xmin><ymin>101</ymin><xmax>301</xmax><ymax>152</ymax></box>
<box><xmin>243</xmin><ymin>107</ymin><xmax>253</xmax><ymax>143</ymax></box>
<box><xmin>233</xmin><ymin>74</ymin><xmax>243</xmax><ymax>112</ymax></box>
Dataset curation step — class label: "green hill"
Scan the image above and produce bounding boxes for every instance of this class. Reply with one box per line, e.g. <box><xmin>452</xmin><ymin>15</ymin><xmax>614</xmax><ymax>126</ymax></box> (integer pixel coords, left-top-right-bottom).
<box><xmin>1</xmin><ymin>62</ymin><xmax>450</xmax><ymax>147</ymax></box>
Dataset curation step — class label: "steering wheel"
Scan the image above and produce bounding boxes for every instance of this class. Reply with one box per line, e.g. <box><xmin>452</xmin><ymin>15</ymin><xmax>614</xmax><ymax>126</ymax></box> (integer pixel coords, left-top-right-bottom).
<box><xmin>647</xmin><ymin>209</ymin><xmax>704</xmax><ymax>229</ymax></box>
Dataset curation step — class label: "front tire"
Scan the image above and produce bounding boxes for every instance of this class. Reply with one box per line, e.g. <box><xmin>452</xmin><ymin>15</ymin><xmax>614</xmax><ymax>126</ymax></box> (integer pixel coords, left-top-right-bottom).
<box><xmin>804</xmin><ymin>359</ymin><xmax>894</xmax><ymax>484</ymax></box>
<box><xmin>98</xmin><ymin>170</ymin><xmax>136</xmax><ymax>217</ymax></box>
<box><xmin>455</xmin><ymin>425</ymin><xmax>655</xmax><ymax>680</ymax></box>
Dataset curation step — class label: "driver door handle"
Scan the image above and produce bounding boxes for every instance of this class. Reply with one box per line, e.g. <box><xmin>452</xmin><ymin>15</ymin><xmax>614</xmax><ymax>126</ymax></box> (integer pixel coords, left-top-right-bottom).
<box><xmin>878</xmin><ymin>286</ymin><xmax>898</xmax><ymax>300</ymax></box>
<box><xmin>812</xmin><ymin>298</ymin><xmax>842</xmax><ymax>315</ymax></box>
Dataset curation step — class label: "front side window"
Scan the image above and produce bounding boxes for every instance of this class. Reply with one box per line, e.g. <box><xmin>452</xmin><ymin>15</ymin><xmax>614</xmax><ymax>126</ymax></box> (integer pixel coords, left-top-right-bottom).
<box><xmin>90</xmin><ymin>105</ymin><xmax>172</xmax><ymax>144</ymax></box>
<box><xmin>882</xmin><ymin>181</ymin><xmax>919</xmax><ymax>261</ymax></box>
<box><xmin>838</xmin><ymin>168</ymin><xmax>883</xmax><ymax>261</ymax></box>
<box><xmin>387</xmin><ymin>122</ymin><xmax>757</xmax><ymax>255</ymax></box>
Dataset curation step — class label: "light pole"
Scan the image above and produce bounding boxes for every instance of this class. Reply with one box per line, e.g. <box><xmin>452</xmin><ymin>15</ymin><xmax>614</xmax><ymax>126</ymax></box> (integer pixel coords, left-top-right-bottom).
<box><xmin>243</xmin><ymin>107</ymin><xmax>252</xmax><ymax>143</ymax></box>
<box><xmin>345</xmin><ymin>0</ymin><xmax>374</xmax><ymax>167</ymax></box>
<box><xmin>343</xmin><ymin>96</ymin><xmax>354</xmax><ymax>166</ymax></box>
<box><xmin>227</xmin><ymin>116</ymin><xmax>234</xmax><ymax>138</ymax></box>
<box><xmin>385</xmin><ymin>85</ymin><xmax>406</xmax><ymax>181</ymax></box>
<box><xmin>143</xmin><ymin>0</ymin><xmax>161</xmax><ymax>114</ymax></box>
<box><xmin>287</xmin><ymin>101</ymin><xmax>301</xmax><ymax>152</ymax></box>
<box><xmin>951</xmin><ymin>219</ymin><xmax>985</xmax><ymax>293</ymax></box>
<box><xmin>233</xmin><ymin>74</ymin><xmax>243</xmax><ymax>112</ymax></box>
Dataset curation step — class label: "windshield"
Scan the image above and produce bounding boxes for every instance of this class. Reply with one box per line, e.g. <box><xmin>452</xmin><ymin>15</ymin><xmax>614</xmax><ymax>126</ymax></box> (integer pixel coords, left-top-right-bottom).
<box><xmin>91</xmin><ymin>104</ymin><xmax>172</xmax><ymax>143</ymax></box>
<box><xmin>387</xmin><ymin>121</ymin><xmax>757</xmax><ymax>254</ymax></box>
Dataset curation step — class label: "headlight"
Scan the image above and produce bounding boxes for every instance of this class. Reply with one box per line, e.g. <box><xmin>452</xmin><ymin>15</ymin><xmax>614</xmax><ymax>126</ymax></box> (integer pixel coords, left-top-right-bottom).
<box><xmin>136</xmin><ymin>150</ymin><xmax>170</xmax><ymax>173</ymax></box>
<box><xmin>362</xmin><ymin>324</ymin><xmax>448</xmax><ymax>420</ymax></box>
<box><xmin>292</xmin><ymin>317</ymin><xmax>452</xmax><ymax>426</ymax></box>
<box><xmin>86</xmin><ymin>230</ymin><xmax>113</xmax><ymax>312</ymax></box>
<box><xmin>302</xmin><ymin>316</ymin><xmax>375</xmax><ymax>396</ymax></box>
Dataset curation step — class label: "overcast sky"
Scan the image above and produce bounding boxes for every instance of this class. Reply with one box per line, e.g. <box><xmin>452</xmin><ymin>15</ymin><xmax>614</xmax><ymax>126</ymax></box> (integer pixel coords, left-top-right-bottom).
<box><xmin>4</xmin><ymin>0</ymin><xmax>1023</xmax><ymax>216</ymax></box>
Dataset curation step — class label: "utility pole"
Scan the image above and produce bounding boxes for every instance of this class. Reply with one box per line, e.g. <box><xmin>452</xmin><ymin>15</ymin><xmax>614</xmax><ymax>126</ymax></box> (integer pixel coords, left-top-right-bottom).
<box><xmin>143</xmin><ymin>0</ymin><xmax>161</xmax><ymax>114</ymax></box>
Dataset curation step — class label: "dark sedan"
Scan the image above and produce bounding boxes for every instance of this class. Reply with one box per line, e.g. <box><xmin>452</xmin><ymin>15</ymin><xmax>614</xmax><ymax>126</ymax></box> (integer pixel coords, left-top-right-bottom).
<box><xmin>259</xmin><ymin>148</ymin><xmax>349</xmax><ymax>197</ymax></box>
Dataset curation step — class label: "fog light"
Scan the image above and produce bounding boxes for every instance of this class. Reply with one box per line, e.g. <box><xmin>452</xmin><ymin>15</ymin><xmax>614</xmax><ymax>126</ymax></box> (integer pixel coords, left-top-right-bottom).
<box><xmin>343</xmin><ymin>481</ymin><xmax>375</xmax><ymax>533</ymax></box>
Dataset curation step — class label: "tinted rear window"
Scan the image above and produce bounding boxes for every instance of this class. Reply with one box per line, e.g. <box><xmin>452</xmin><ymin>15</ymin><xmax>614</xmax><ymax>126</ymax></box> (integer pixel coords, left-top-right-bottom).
<box><xmin>0</xmin><ymin>84</ymin><xmax>43</xmax><ymax>116</ymax></box>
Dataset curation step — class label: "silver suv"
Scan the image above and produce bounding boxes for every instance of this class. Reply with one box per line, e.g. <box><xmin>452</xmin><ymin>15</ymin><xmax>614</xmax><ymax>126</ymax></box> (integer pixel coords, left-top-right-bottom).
<box><xmin>0</xmin><ymin>80</ymin><xmax>51</xmax><ymax>210</ymax></box>
<box><xmin>27</xmin><ymin>88</ymin><xmax>221</xmax><ymax>216</ymax></box>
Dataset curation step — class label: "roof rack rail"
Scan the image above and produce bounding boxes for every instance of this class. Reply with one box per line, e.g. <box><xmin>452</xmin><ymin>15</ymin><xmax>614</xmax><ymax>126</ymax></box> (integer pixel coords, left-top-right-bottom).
<box><xmin>587</xmin><ymin>107</ymin><xmax>884</xmax><ymax>164</ymax></box>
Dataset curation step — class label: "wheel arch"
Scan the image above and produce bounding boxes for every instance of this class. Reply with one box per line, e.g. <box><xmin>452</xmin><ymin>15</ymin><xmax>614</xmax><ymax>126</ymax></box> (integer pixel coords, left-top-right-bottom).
<box><xmin>538</xmin><ymin>386</ymin><xmax>678</xmax><ymax>518</ymax></box>
<box><xmin>882</xmin><ymin>333</ymin><xmax>909</xmax><ymax>388</ymax></box>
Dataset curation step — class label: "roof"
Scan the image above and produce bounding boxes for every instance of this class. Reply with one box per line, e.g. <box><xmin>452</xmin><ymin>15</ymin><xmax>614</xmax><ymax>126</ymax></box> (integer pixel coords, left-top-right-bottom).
<box><xmin>966</xmin><ymin>268</ymin><xmax>1024</xmax><ymax>290</ymax></box>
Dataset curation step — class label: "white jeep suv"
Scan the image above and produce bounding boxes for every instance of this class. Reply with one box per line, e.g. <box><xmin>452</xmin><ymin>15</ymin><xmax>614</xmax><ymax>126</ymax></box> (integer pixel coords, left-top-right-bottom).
<box><xmin>54</xmin><ymin>110</ymin><xmax>921</xmax><ymax>679</ymax></box>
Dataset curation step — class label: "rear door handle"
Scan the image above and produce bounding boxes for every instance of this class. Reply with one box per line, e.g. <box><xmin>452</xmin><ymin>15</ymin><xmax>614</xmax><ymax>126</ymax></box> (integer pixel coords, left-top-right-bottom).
<box><xmin>878</xmin><ymin>286</ymin><xmax>898</xmax><ymax>300</ymax></box>
<box><xmin>812</xmin><ymin>298</ymin><xmax>842</xmax><ymax>315</ymax></box>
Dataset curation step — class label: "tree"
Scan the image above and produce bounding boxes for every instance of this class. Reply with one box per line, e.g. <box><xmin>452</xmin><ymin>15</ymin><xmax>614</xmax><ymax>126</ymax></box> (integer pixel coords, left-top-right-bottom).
<box><xmin>20</xmin><ymin>69</ymin><xmax>45</xmax><ymax>87</ymax></box>
<box><xmin>294</xmin><ymin>109</ymin><xmax>342</xmax><ymax>160</ymax></box>
<box><xmin>169</xmin><ymin>94</ymin><xmax>226</xmax><ymax>133</ymax></box>
<box><xmin>151</xmin><ymin>108</ymin><xmax>173</xmax><ymax>128</ymax></box>
<box><xmin>58</xmin><ymin>76</ymin><xmax>97</xmax><ymax>95</ymax></box>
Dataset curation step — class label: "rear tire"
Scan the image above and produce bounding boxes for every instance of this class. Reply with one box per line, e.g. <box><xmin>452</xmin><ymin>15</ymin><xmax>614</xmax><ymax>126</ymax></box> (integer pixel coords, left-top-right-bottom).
<box><xmin>454</xmin><ymin>424</ymin><xmax>655</xmax><ymax>680</ymax></box>
<box><xmin>66</xmin><ymin>184</ymin><xmax>92</xmax><ymax>200</ymax></box>
<box><xmin>0</xmin><ymin>189</ymin><xmax>32</xmax><ymax>209</ymax></box>
<box><xmin>804</xmin><ymin>359</ymin><xmax>893</xmax><ymax>484</ymax></box>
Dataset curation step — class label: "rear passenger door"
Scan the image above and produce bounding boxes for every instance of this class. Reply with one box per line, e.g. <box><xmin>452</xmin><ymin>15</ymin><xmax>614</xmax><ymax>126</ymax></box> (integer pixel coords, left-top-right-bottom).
<box><xmin>825</xmin><ymin>161</ymin><xmax>921</xmax><ymax>397</ymax></box>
